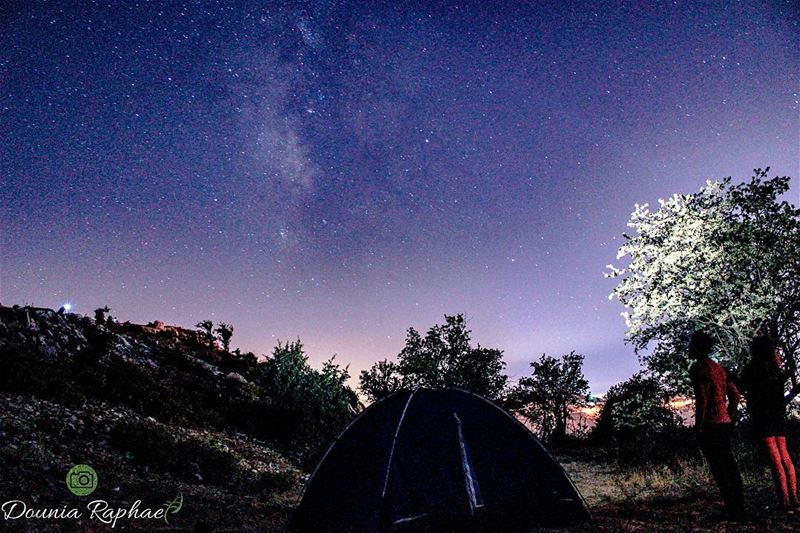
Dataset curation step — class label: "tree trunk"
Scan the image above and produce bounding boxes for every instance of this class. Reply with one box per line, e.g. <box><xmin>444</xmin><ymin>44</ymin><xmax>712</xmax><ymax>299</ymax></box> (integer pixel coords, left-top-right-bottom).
<box><xmin>554</xmin><ymin>405</ymin><xmax>568</xmax><ymax>443</ymax></box>
<box><xmin>781</xmin><ymin>333</ymin><xmax>799</xmax><ymax>404</ymax></box>
<box><xmin>785</xmin><ymin>378</ymin><xmax>800</xmax><ymax>405</ymax></box>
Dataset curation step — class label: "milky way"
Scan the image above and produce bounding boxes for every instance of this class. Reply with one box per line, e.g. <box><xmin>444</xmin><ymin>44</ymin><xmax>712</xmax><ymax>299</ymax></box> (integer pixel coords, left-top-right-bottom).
<box><xmin>3</xmin><ymin>1</ymin><xmax>798</xmax><ymax>392</ymax></box>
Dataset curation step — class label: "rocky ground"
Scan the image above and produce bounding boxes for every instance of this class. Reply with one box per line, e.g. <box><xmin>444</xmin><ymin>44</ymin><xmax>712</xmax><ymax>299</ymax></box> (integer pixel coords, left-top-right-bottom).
<box><xmin>0</xmin><ymin>305</ymin><xmax>303</xmax><ymax>531</ymax></box>
<box><xmin>0</xmin><ymin>394</ymin><xmax>302</xmax><ymax>532</ymax></box>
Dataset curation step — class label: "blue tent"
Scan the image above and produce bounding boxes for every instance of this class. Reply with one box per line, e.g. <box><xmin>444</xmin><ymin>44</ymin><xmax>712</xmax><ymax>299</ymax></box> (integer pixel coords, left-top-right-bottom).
<box><xmin>292</xmin><ymin>388</ymin><xmax>589</xmax><ymax>532</ymax></box>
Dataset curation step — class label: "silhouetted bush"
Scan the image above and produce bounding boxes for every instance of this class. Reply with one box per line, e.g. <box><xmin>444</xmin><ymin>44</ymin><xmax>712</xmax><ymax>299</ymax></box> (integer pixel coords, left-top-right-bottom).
<box><xmin>594</xmin><ymin>373</ymin><xmax>688</xmax><ymax>464</ymax></box>
<box><xmin>254</xmin><ymin>341</ymin><xmax>355</xmax><ymax>463</ymax></box>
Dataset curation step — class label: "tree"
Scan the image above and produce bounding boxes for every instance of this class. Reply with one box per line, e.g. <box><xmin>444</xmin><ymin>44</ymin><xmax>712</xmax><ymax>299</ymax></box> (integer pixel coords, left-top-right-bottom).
<box><xmin>509</xmin><ymin>351</ymin><xmax>589</xmax><ymax>443</ymax></box>
<box><xmin>256</xmin><ymin>340</ymin><xmax>356</xmax><ymax>457</ymax></box>
<box><xmin>607</xmin><ymin>169</ymin><xmax>800</xmax><ymax>397</ymax></box>
<box><xmin>215</xmin><ymin>322</ymin><xmax>234</xmax><ymax>352</ymax></box>
<box><xmin>593</xmin><ymin>373</ymin><xmax>684</xmax><ymax>464</ymax></box>
<box><xmin>195</xmin><ymin>320</ymin><xmax>215</xmax><ymax>348</ymax></box>
<box><xmin>358</xmin><ymin>359</ymin><xmax>403</xmax><ymax>402</ymax></box>
<box><xmin>230</xmin><ymin>348</ymin><xmax>258</xmax><ymax>373</ymax></box>
<box><xmin>359</xmin><ymin>314</ymin><xmax>508</xmax><ymax>401</ymax></box>
<box><xmin>94</xmin><ymin>306</ymin><xmax>110</xmax><ymax>325</ymax></box>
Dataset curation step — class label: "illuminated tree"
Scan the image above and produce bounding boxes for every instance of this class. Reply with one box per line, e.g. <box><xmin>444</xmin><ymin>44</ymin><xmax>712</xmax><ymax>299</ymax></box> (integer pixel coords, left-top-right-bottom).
<box><xmin>607</xmin><ymin>169</ymin><xmax>800</xmax><ymax>397</ymax></box>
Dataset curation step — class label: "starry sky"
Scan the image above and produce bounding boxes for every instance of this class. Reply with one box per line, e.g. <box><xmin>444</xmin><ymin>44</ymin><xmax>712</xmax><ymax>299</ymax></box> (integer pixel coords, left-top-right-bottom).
<box><xmin>2</xmin><ymin>1</ymin><xmax>798</xmax><ymax>393</ymax></box>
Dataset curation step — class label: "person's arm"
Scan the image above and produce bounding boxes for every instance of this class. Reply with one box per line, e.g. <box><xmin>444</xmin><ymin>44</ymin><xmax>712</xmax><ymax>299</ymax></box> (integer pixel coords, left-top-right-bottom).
<box><xmin>691</xmin><ymin>365</ymin><xmax>707</xmax><ymax>431</ymax></box>
<box><xmin>726</xmin><ymin>371</ymin><xmax>741</xmax><ymax>421</ymax></box>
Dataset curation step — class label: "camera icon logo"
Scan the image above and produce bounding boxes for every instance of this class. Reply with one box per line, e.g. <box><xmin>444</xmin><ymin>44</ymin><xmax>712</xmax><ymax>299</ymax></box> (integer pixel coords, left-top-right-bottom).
<box><xmin>66</xmin><ymin>464</ymin><xmax>98</xmax><ymax>496</ymax></box>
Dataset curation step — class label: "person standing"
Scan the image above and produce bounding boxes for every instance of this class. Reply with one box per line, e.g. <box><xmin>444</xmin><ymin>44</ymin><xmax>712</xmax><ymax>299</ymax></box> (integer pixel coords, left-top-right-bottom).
<box><xmin>689</xmin><ymin>330</ymin><xmax>745</xmax><ymax>519</ymax></box>
<box><xmin>741</xmin><ymin>335</ymin><xmax>798</xmax><ymax>512</ymax></box>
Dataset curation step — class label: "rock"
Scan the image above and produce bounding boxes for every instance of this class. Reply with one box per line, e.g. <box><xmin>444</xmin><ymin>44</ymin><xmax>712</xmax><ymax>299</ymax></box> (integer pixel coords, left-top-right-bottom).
<box><xmin>226</xmin><ymin>372</ymin><xmax>248</xmax><ymax>385</ymax></box>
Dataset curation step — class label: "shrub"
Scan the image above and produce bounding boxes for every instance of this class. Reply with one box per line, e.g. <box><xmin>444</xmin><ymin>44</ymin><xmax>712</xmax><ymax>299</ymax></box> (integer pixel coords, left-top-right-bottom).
<box><xmin>594</xmin><ymin>373</ymin><xmax>687</xmax><ymax>464</ymax></box>
<box><xmin>254</xmin><ymin>341</ymin><xmax>355</xmax><ymax>462</ymax></box>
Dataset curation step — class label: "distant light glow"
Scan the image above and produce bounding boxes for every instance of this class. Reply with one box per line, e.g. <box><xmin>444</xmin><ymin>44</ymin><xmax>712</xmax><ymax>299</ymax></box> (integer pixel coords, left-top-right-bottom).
<box><xmin>63</xmin><ymin>303</ymin><xmax>72</xmax><ymax>312</ymax></box>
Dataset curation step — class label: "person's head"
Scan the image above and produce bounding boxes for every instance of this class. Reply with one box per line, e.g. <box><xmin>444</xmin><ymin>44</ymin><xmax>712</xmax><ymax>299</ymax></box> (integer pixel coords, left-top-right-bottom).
<box><xmin>688</xmin><ymin>330</ymin><xmax>715</xmax><ymax>360</ymax></box>
<box><xmin>751</xmin><ymin>335</ymin><xmax>780</xmax><ymax>369</ymax></box>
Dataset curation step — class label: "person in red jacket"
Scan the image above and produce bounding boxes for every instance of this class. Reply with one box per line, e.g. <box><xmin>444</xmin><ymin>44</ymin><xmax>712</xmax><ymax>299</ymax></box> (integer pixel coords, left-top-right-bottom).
<box><xmin>689</xmin><ymin>330</ymin><xmax>745</xmax><ymax>519</ymax></box>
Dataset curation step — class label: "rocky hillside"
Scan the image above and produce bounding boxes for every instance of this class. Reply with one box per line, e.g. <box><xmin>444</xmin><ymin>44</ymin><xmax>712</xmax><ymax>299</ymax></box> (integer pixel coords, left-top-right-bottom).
<box><xmin>0</xmin><ymin>305</ymin><xmax>306</xmax><ymax>532</ymax></box>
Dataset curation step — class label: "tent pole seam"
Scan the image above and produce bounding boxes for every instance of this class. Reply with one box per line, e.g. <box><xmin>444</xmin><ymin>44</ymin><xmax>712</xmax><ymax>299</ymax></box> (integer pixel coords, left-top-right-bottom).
<box><xmin>381</xmin><ymin>389</ymin><xmax>417</xmax><ymax>498</ymax></box>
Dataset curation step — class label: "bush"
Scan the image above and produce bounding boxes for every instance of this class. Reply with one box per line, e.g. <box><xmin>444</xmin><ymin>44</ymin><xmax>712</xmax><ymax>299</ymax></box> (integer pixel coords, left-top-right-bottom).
<box><xmin>594</xmin><ymin>373</ymin><xmax>687</xmax><ymax>464</ymax></box>
<box><xmin>254</xmin><ymin>341</ymin><xmax>355</xmax><ymax>462</ymax></box>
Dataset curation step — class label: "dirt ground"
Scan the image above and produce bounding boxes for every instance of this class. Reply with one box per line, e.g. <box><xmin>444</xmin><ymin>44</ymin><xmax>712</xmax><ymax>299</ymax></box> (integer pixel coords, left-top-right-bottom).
<box><xmin>558</xmin><ymin>451</ymin><xmax>800</xmax><ymax>532</ymax></box>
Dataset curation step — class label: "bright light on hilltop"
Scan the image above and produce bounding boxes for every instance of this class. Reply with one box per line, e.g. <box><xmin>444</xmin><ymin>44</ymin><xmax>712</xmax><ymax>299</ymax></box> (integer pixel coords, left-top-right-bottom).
<box><xmin>63</xmin><ymin>303</ymin><xmax>72</xmax><ymax>312</ymax></box>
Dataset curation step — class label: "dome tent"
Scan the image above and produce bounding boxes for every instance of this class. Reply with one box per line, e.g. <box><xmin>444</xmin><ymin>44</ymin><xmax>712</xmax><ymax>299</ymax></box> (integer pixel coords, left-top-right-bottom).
<box><xmin>291</xmin><ymin>388</ymin><xmax>590</xmax><ymax>532</ymax></box>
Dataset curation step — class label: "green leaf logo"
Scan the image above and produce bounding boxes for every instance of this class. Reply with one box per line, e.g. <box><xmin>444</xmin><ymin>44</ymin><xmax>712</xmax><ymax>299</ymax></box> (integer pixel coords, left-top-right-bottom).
<box><xmin>163</xmin><ymin>493</ymin><xmax>184</xmax><ymax>524</ymax></box>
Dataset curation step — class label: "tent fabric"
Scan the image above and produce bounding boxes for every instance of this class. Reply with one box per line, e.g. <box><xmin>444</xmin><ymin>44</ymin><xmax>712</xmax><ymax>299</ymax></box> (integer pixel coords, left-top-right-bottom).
<box><xmin>292</xmin><ymin>388</ymin><xmax>590</xmax><ymax>533</ymax></box>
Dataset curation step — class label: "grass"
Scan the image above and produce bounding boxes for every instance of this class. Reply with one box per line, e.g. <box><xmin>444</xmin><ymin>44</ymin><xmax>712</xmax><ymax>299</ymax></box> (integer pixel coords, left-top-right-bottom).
<box><xmin>557</xmin><ymin>446</ymin><xmax>800</xmax><ymax>532</ymax></box>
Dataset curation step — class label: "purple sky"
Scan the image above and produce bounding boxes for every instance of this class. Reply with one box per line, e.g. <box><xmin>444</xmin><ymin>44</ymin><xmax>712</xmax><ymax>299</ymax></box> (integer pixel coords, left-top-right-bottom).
<box><xmin>2</xmin><ymin>1</ymin><xmax>798</xmax><ymax>393</ymax></box>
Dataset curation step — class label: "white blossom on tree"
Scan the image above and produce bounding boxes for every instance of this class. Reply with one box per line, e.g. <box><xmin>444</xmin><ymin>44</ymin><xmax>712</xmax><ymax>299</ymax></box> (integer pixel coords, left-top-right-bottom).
<box><xmin>606</xmin><ymin>168</ymin><xmax>800</xmax><ymax>398</ymax></box>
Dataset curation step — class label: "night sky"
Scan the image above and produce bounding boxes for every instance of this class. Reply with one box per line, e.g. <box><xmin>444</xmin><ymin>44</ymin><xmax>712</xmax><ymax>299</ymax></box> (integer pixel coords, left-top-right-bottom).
<box><xmin>3</xmin><ymin>1</ymin><xmax>798</xmax><ymax>393</ymax></box>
